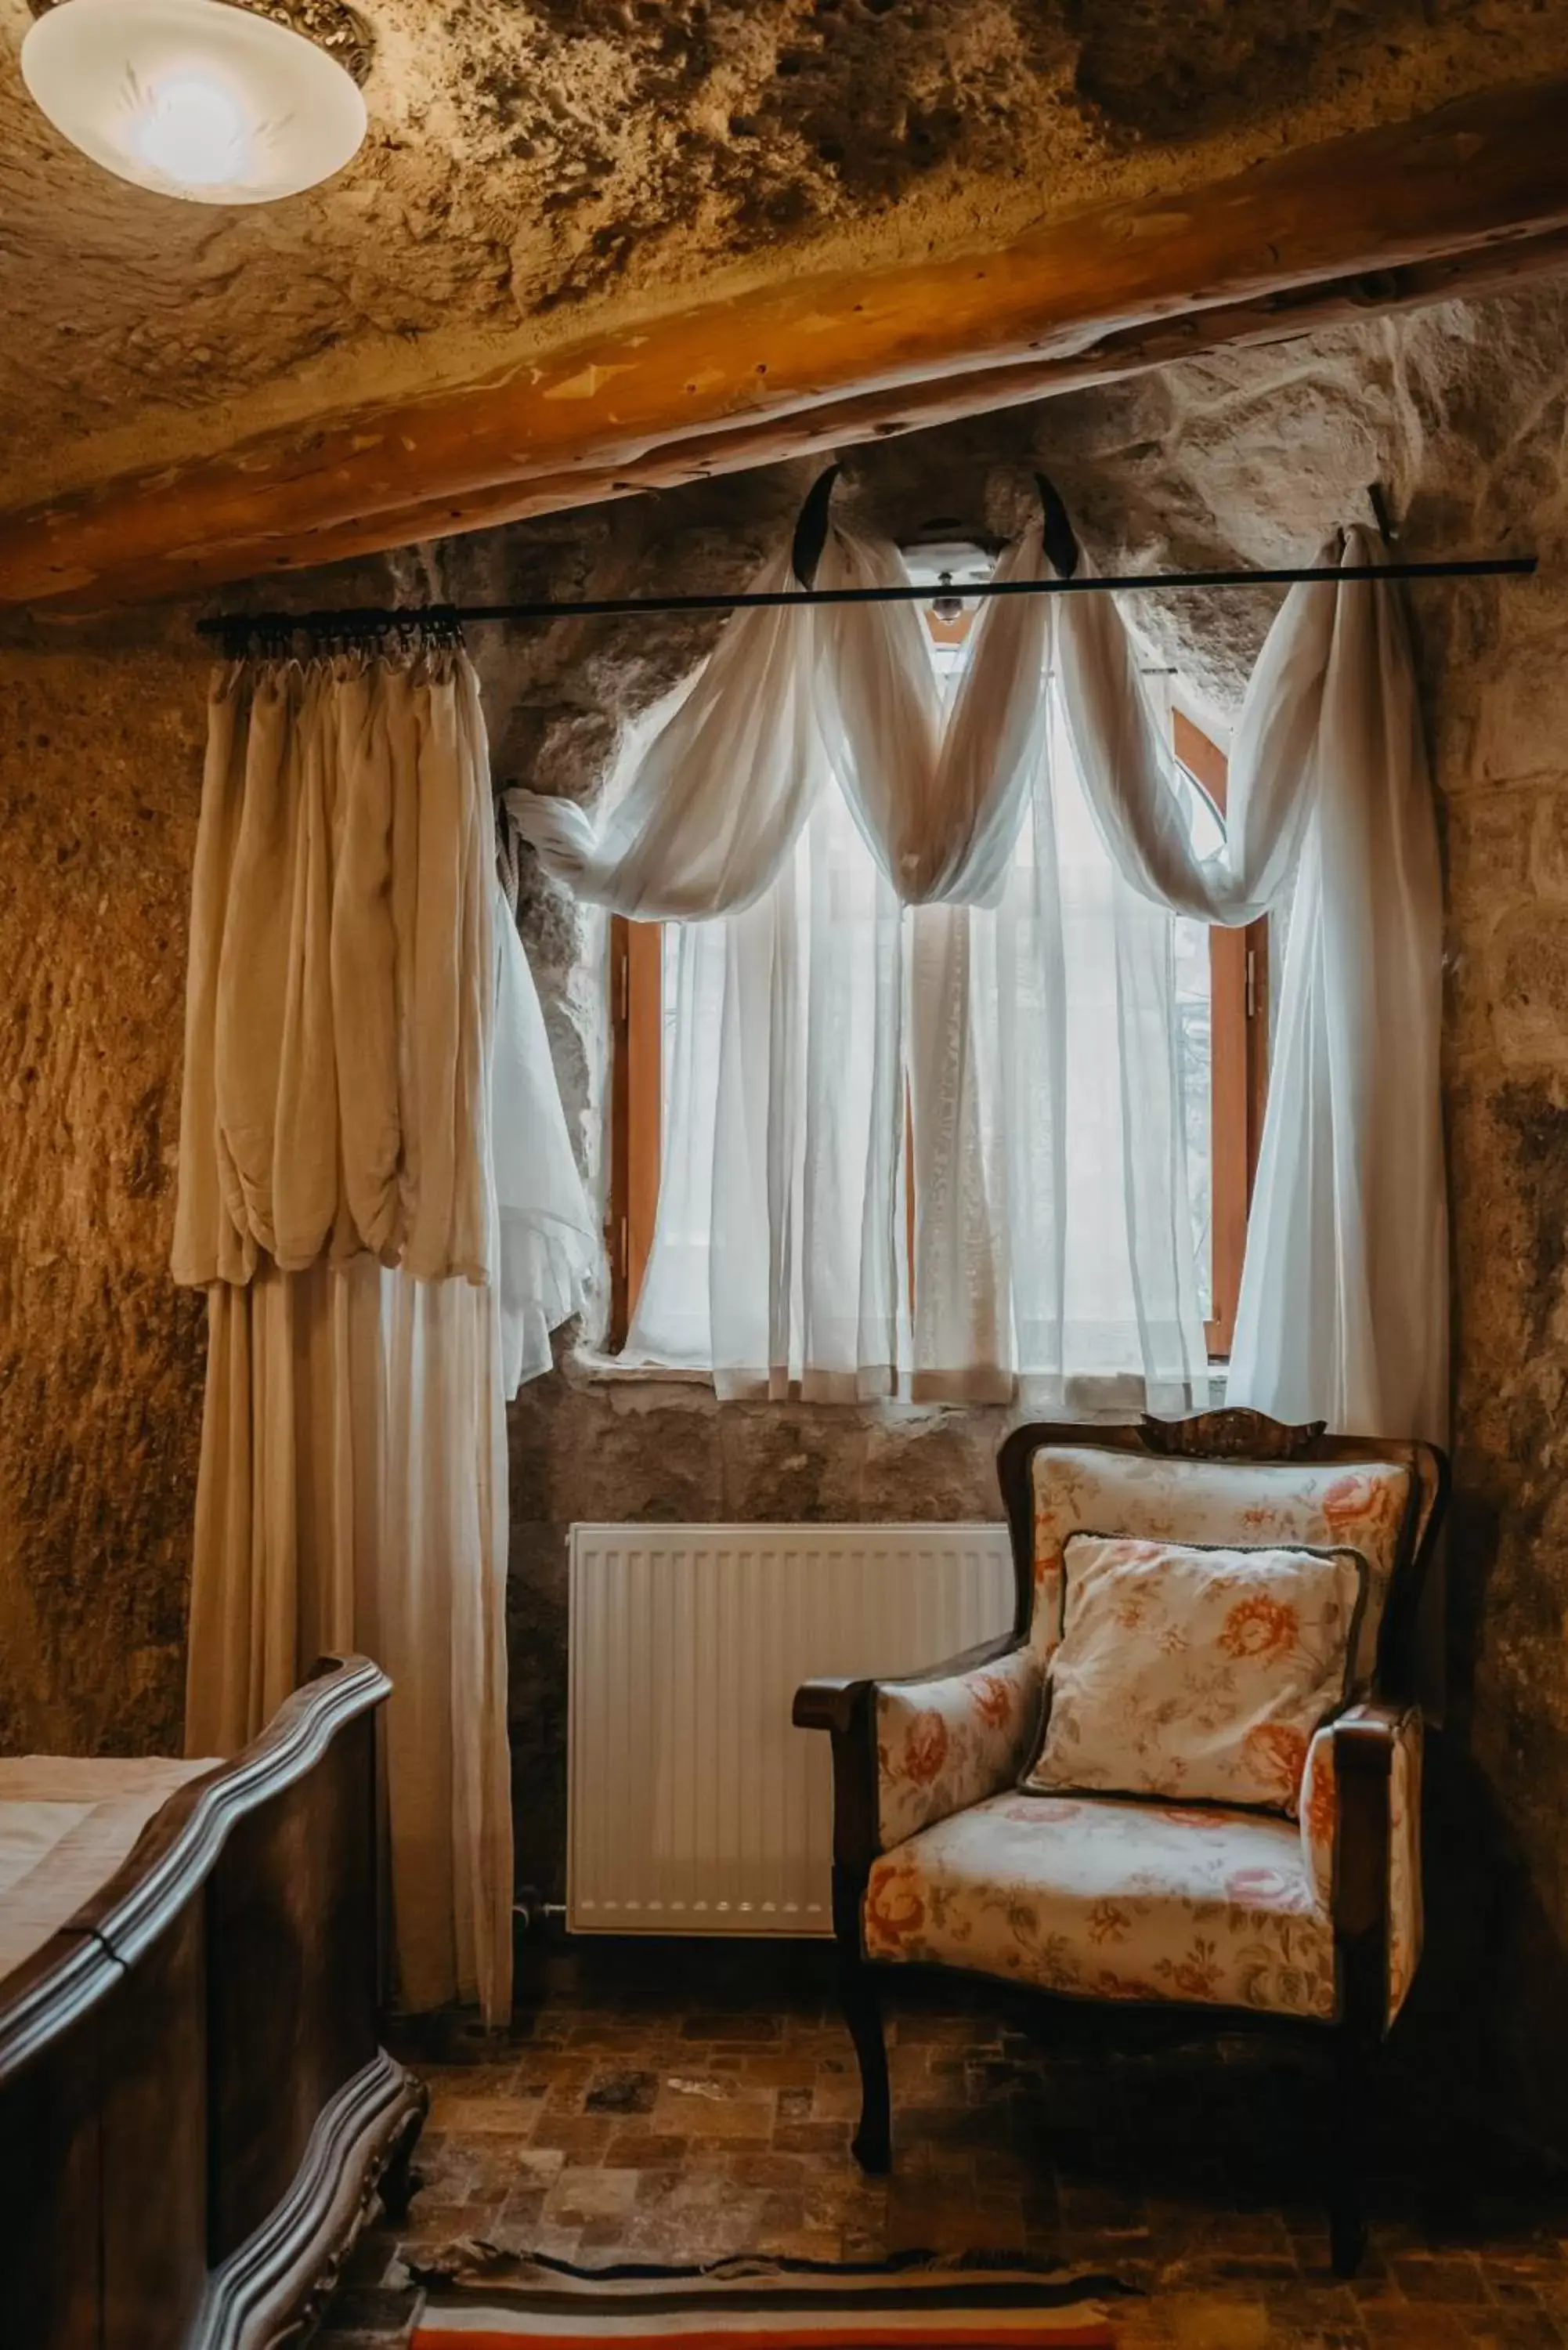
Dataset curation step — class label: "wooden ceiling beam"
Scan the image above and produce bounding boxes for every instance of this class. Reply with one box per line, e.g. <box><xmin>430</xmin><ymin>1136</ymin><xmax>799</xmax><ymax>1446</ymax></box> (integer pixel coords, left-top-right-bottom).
<box><xmin>6</xmin><ymin>74</ymin><xmax>1568</xmax><ymax>613</ymax></box>
<box><xmin>89</xmin><ymin>222</ymin><xmax>1568</xmax><ymax>609</ymax></box>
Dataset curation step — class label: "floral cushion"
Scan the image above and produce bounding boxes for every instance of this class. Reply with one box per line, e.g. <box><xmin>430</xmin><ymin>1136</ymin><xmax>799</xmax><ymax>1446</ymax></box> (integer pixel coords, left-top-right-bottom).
<box><xmin>1030</xmin><ymin>1448</ymin><xmax>1412</xmax><ymax>1690</ymax></box>
<box><xmin>1023</xmin><ymin>1535</ymin><xmax>1366</xmax><ymax>1817</ymax></box>
<box><xmin>1300</xmin><ymin>1708</ymin><xmax>1423</xmax><ymax>2020</ymax></box>
<box><xmin>863</xmin><ymin>1790</ymin><xmax>1337</xmax><ymax>2021</ymax></box>
<box><xmin>876</xmin><ymin>1647</ymin><xmax>1043</xmax><ymax>1850</ymax></box>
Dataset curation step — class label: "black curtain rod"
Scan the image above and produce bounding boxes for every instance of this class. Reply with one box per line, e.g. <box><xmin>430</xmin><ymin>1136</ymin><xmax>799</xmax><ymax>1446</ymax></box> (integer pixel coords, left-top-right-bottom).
<box><xmin>197</xmin><ymin>554</ymin><xmax>1537</xmax><ymax>642</ymax></box>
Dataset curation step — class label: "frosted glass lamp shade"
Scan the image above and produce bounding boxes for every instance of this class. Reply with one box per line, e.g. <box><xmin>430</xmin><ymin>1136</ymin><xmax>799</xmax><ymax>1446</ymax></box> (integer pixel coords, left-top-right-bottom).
<box><xmin>21</xmin><ymin>0</ymin><xmax>367</xmax><ymax>204</ymax></box>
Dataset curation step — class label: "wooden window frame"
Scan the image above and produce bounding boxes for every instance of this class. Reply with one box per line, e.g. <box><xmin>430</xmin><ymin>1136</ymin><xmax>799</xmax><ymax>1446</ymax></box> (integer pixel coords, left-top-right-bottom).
<box><xmin>607</xmin><ymin>713</ymin><xmax>1267</xmax><ymax>1361</ymax></box>
<box><xmin>1173</xmin><ymin>709</ymin><xmax>1270</xmax><ymax>1358</ymax></box>
<box><xmin>605</xmin><ymin>914</ymin><xmax>663</xmax><ymax>1351</ymax></box>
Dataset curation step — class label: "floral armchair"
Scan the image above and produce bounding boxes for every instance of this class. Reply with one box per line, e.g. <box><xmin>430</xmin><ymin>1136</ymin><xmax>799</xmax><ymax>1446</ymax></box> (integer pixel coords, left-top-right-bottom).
<box><xmin>793</xmin><ymin>1409</ymin><xmax>1447</xmax><ymax>2276</ymax></box>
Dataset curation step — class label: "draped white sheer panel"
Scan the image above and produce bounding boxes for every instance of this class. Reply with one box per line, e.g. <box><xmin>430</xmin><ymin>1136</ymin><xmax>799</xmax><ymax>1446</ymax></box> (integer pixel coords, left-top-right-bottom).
<box><xmin>179</xmin><ymin>645</ymin><xmax>597</xmax><ymax>2028</ymax></box>
<box><xmin>510</xmin><ymin>548</ymin><xmax>824</xmax><ymax>920</ymax></box>
<box><xmin>1058</xmin><ymin>530</ymin><xmax>1447</xmax><ymax>1441</ymax></box>
<box><xmin>815</xmin><ymin>519</ymin><xmax>1050</xmax><ymax>907</ymax></box>
<box><xmin>493</xmin><ymin>900</ymin><xmax>600</xmax><ymax>1390</ymax></box>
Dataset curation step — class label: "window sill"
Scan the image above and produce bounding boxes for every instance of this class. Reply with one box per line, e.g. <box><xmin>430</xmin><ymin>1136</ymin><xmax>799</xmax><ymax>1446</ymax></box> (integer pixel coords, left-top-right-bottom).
<box><xmin>565</xmin><ymin>1347</ymin><xmax>1227</xmax><ymax>1412</ymax></box>
<box><xmin>566</xmin><ymin>1348</ymin><xmax>714</xmax><ymax>1390</ymax></box>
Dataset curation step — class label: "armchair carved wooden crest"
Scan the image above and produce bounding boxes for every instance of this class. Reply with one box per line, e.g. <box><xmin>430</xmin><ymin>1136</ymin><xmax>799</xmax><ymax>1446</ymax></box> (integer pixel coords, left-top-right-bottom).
<box><xmin>794</xmin><ymin>1409</ymin><xmax>1447</xmax><ymax>2278</ymax></box>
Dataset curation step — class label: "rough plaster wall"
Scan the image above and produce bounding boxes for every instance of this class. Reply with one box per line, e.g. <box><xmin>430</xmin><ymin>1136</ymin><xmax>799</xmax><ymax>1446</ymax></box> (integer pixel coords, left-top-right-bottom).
<box><xmin>3</xmin><ymin>0</ymin><xmax>1568</xmax><ymax>505</ymax></box>
<box><xmin>0</xmin><ymin>622</ymin><xmax>208</xmax><ymax>1753</ymax></box>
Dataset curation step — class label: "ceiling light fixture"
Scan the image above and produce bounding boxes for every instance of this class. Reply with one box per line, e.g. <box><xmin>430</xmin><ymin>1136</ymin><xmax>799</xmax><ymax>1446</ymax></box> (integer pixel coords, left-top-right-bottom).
<box><xmin>21</xmin><ymin>0</ymin><xmax>373</xmax><ymax>205</ymax></box>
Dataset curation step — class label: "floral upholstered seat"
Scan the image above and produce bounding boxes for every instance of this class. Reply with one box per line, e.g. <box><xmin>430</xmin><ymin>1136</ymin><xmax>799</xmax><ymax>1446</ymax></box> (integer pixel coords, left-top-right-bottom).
<box><xmin>869</xmin><ymin>1643</ymin><xmax>1421</xmax><ymax>2026</ymax></box>
<box><xmin>864</xmin><ymin>1789</ymin><xmax>1338</xmax><ymax>2019</ymax></box>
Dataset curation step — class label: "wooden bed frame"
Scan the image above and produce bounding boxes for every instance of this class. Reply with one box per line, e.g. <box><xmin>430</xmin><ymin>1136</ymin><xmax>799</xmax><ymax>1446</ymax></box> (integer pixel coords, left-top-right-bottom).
<box><xmin>0</xmin><ymin>1654</ymin><xmax>428</xmax><ymax>2350</ymax></box>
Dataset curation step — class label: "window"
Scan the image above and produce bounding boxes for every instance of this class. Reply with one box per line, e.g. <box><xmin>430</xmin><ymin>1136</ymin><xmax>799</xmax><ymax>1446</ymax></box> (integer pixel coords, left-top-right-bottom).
<box><xmin>605</xmin><ymin>571</ymin><xmax>1269</xmax><ymax>1372</ymax></box>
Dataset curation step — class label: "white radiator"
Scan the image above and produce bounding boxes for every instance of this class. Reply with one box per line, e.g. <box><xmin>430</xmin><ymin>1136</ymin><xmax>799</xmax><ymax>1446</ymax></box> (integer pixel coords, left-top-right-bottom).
<box><xmin>567</xmin><ymin>1521</ymin><xmax>1014</xmax><ymax>1936</ymax></box>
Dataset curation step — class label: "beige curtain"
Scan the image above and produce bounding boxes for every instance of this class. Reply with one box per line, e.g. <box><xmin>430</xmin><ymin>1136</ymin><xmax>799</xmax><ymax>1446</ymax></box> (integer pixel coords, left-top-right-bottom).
<box><xmin>177</xmin><ymin>642</ymin><xmax>518</xmax><ymax>2026</ymax></box>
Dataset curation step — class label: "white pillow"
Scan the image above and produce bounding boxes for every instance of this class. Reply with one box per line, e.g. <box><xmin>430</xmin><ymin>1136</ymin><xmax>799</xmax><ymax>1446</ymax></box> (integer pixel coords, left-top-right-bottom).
<box><xmin>1021</xmin><ymin>1534</ymin><xmax>1367</xmax><ymax>1817</ymax></box>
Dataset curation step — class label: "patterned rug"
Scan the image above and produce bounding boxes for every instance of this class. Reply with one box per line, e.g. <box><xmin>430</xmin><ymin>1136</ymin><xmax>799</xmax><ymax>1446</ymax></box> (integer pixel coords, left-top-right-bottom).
<box><xmin>410</xmin><ymin>2248</ymin><xmax>1129</xmax><ymax>2347</ymax></box>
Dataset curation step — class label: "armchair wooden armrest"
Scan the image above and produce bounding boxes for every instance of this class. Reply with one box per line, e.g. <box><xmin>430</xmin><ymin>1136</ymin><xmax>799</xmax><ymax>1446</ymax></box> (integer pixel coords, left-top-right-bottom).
<box><xmin>1331</xmin><ymin>1701</ymin><xmax>1411</xmax><ymax>1945</ymax></box>
<box><xmin>793</xmin><ymin>1677</ymin><xmax>877</xmax><ymax>1877</ymax></box>
<box><xmin>792</xmin><ymin>1676</ymin><xmax>873</xmax><ymax>1740</ymax></box>
<box><xmin>793</xmin><ymin>1676</ymin><xmax>880</xmax><ymax>1873</ymax></box>
<box><xmin>1302</xmin><ymin>1701</ymin><xmax>1418</xmax><ymax>1943</ymax></box>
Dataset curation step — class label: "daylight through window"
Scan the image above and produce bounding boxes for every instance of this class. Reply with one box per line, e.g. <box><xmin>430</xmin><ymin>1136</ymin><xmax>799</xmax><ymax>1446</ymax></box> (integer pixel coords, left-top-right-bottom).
<box><xmin>606</xmin><ymin>562</ymin><xmax>1267</xmax><ymax>1381</ymax></box>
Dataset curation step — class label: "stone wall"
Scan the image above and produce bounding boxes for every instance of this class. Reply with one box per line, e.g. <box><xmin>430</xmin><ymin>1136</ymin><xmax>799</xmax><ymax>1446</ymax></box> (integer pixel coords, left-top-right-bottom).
<box><xmin>5</xmin><ymin>281</ymin><xmax>1568</xmax><ymax>2132</ymax></box>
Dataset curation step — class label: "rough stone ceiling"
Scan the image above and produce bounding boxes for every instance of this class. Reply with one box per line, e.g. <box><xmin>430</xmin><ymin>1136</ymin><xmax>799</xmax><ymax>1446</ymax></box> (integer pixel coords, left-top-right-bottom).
<box><xmin>2</xmin><ymin>0</ymin><xmax>1567</xmax><ymax>513</ymax></box>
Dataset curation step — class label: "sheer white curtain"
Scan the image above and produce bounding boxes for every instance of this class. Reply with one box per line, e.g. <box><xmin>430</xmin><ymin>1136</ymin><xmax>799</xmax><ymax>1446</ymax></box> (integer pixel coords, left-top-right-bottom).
<box><xmin>625</xmin><ymin>773</ymin><xmax>909</xmax><ymax>1398</ymax></box>
<box><xmin>493</xmin><ymin>901</ymin><xmax>601</xmax><ymax>1391</ymax></box>
<box><xmin>620</xmin><ymin>675</ymin><xmax>1210</xmax><ymax>1406</ymax></box>
<box><xmin>815</xmin><ymin>517</ymin><xmax>1051</xmax><ymax>909</ymax></box>
<box><xmin>512</xmin><ymin>549</ymin><xmax>824</xmax><ymax>918</ymax></box>
<box><xmin>510</xmin><ymin>500</ymin><xmax>1210</xmax><ymax>1405</ymax></box>
<box><xmin>179</xmin><ymin>642</ymin><xmax>594</xmax><ymax>2026</ymax></box>
<box><xmin>1059</xmin><ymin>528</ymin><xmax>1447</xmax><ymax>1440</ymax></box>
<box><xmin>508</xmin><ymin>494</ymin><xmax>1442</xmax><ymax>1429</ymax></box>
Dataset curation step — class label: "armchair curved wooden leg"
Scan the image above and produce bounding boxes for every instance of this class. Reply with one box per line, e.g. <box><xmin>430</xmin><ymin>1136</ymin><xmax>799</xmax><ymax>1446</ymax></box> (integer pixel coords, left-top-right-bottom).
<box><xmin>842</xmin><ymin>1954</ymin><xmax>891</xmax><ymax>2174</ymax></box>
<box><xmin>829</xmin><ymin>1860</ymin><xmax>891</xmax><ymax>2173</ymax></box>
<box><xmin>1328</xmin><ymin>2020</ymin><xmax>1376</xmax><ymax>2278</ymax></box>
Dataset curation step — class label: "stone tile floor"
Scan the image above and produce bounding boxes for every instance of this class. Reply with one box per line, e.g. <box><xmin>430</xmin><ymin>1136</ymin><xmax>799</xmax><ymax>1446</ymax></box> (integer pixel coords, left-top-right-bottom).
<box><xmin>318</xmin><ymin>1942</ymin><xmax>1568</xmax><ymax>2349</ymax></box>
